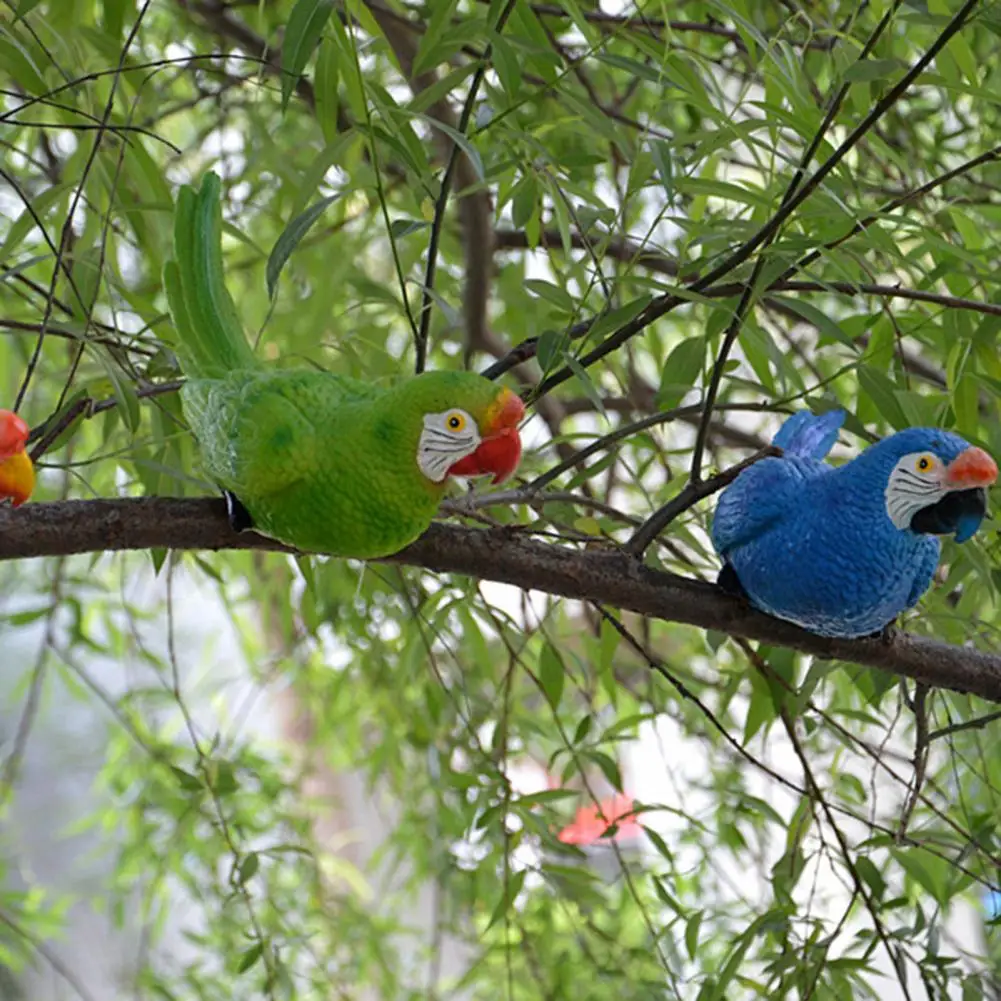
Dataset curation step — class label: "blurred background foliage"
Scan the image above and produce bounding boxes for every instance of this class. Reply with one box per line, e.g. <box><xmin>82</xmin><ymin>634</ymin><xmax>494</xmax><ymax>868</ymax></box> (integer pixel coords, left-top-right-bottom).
<box><xmin>3</xmin><ymin>0</ymin><xmax>1001</xmax><ymax>998</ymax></box>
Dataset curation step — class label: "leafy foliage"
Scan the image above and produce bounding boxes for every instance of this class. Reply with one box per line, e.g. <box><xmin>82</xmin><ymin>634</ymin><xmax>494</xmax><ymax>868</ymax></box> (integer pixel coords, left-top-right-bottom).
<box><xmin>2</xmin><ymin>0</ymin><xmax>1001</xmax><ymax>998</ymax></box>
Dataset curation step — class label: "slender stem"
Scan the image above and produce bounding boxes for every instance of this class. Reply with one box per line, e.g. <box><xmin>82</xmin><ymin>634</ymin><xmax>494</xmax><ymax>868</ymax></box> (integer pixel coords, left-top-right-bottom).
<box><xmin>526</xmin><ymin>0</ymin><xmax>982</xmax><ymax>402</ymax></box>
<box><xmin>625</xmin><ymin>446</ymin><xmax>781</xmax><ymax>556</ymax></box>
<box><xmin>414</xmin><ymin>0</ymin><xmax>519</xmax><ymax>373</ymax></box>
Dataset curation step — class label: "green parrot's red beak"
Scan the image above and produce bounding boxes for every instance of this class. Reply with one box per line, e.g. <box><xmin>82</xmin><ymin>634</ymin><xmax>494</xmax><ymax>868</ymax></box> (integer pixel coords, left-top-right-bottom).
<box><xmin>945</xmin><ymin>446</ymin><xmax>998</xmax><ymax>488</ymax></box>
<box><xmin>448</xmin><ymin>388</ymin><xmax>524</xmax><ymax>484</ymax></box>
<box><xmin>0</xmin><ymin>409</ymin><xmax>28</xmax><ymax>460</ymax></box>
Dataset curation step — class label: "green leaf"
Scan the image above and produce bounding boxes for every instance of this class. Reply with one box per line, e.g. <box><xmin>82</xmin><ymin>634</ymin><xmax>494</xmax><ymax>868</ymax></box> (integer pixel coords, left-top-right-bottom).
<box><xmin>0</xmin><ymin>36</ymin><xmax>47</xmax><ymax>95</ymax></box>
<box><xmin>584</xmin><ymin>750</ymin><xmax>622</xmax><ymax>792</ymax></box>
<box><xmin>890</xmin><ymin>847</ymin><xmax>950</xmax><ymax>907</ymax></box>
<box><xmin>213</xmin><ymin>761</ymin><xmax>239</xmax><ymax>796</ymax></box>
<box><xmin>539</xmin><ymin>642</ymin><xmax>565</xmax><ymax>710</ymax></box>
<box><xmin>743</xmin><ymin>669</ymin><xmax>777</xmax><ymax>744</ymax></box>
<box><xmin>588</xmin><ymin>296</ymin><xmax>652</xmax><ymax>342</ymax></box>
<box><xmin>0</xmin><ymin>182</ymin><xmax>70</xmax><ymax>265</ymax></box>
<box><xmin>657</xmin><ymin>336</ymin><xmax>704</xmax><ymax>409</ymax></box>
<box><xmin>400</xmin><ymin>110</ymin><xmax>484</xmax><ymax>182</ymax></box>
<box><xmin>171</xmin><ymin>767</ymin><xmax>202</xmax><ymax>792</ymax></box>
<box><xmin>4</xmin><ymin>606</ymin><xmax>54</xmax><ymax>626</ymax></box>
<box><xmin>685</xmin><ymin>911</ymin><xmax>702</xmax><ymax>959</ymax></box>
<box><xmin>599</xmin><ymin>617</ymin><xmax>619</xmax><ymax>675</ymax></box>
<box><xmin>236</xmin><ymin>943</ymin><xmax>264</xmax><ymax>974</ymax></box>
<box><xmin>314</xmin><ymin>35</ymin><xmax>341</xmax><ymax>145</ymax></box>
<box><xmin>858</xmin><ymin>366</ymin><xmax>908</xmax><ymax>430</ymax></box>
<box><xmin>565</xmin><ymin>355</ymin><xmax>607</xmax><ymax>419</ymax></box>
<box><xmin>101</xmin><ymin>0</ymin><xmax>133</xmax><ymax>38</ymax></box>
<box><xmin>511</xmin><ymin>174</ymin><xmax>538</xmax><ymax>230</ymax></box>
<box><xmin>571</xmin><ymin>715</ymin><xmax>592</xmax><ymax>745</ymax></box>
<box><xmin>238</xmin><ymin>853</ymin><xmax>260</xmax><ymax>884</ymax></box>
<box><xmin>843</xmin><ymin>58</ymin><xmax>900</xmax><ymax>84</ymax></box>
<box><xmin>389</xmin><ymin>218</ymin><xmax>430</xmax><ymax>239</ymax></box>
<box><xmin>536</xmin><ymin>329</ymin><xmax>566</xmax><ymax>373</ymax></box>
<box><xmin>650</xmin><ymin>139</ymin><xmax>674</xmax><ymax>204</ymax></box>
<box><xmin>597</xmin><ymin>53</ymin><xmax>673</xmax><ymax>86</ymax></box>
<box><xmin>855</xmin><ymin>856</ymin><xmax>886</xmax><ymax>902</ymax></box>
<box><xmin>150</xmin><ymin>547</ymin><xmax>168</xmax><ymax>575</ymax></box>
<box><xmin>644</xmin><ymin>826</ymin><xmax>674</xmax><ymax>864</ymax></box>
<box><xmin>651</xmin><ymin>875</ymin><xmax>684</xmax><ymax>915</ymax></box>
<box><xmin>266</xmin><ymin>193</ymin><xmax>341</xmax><ymax>299</ymax></box>
<box><xmin>100</xmin><ymin>359</ymin><xmax>141</xmax><ymax>434</ymax></box>
<box><xmin>281</xmin><ymin>0</ymin><xmax>336</xmax><ymax>112</ymax></box>
<box><xmin>707</xmin><ymin>914</ymin><xmax>779</xmax><ymax>1001</ymax></box>
<box><xmin>770</xmin><ymin>296</ymin><xmax>854</xmax><ymax>347</ymax></box>
<box><xmin>964</xmin><ymin>976</ymin><xmax>985</xmax><ymax>1001</ymax></box>
<box><xmin>524</xmin><ymin>280</ymin><xmax>574</xmax><ymax>313</ymax></box>
<box><xmin>0</xmin><ymin>253</ymin><xmax>50</xmax><ymax>285</ymax></box>
<box><xmin>485</xmin><ymin>869</ymin><xmax>526</xmax><ymax>930</ymax></box>
<box><xmin>412</xmin><ymin>0</ymin><xmax>461</xmax><ymax>77</ymax></box>
<box><xmin>770</xmin><ymin>846</ymin><xmax>806</xmax><ymax>906</ymax></box>
<box><xmin>408</xmin><ymin>62</ymin><xmax>479</xmax><ymax>115</ymax></box>
<box><xmin>490</xmin><ymin>34</ymin><xmax>521</xmax><ymax>98</ymax></box>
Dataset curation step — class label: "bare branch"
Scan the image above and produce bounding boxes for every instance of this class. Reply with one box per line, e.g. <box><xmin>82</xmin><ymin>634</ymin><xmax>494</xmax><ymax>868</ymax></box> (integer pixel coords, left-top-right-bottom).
<box><xmin>3</xmin><ymin>498</ymin><xmax>1001</xmax><ymax>704</ymax></box>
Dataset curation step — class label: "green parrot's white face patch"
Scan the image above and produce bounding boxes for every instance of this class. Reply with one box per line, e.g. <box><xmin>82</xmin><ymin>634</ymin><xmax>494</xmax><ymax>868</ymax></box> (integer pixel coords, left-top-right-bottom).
<box><xmin>417</xmin><ymin>408</ymin><xmax>481</xmax><ymax>482</ymax></box>
<box><xmin>885</xmin><ymin>451</ymin><xmax>947</xmax><ymax>529</ymax></box>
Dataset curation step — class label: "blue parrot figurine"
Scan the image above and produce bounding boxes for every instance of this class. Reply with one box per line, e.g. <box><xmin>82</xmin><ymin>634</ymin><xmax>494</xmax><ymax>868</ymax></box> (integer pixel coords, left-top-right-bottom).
<box><xmin>711</xmin><ymin>410</ymin><xmax>998</xmax><ymax>638</ymax></box>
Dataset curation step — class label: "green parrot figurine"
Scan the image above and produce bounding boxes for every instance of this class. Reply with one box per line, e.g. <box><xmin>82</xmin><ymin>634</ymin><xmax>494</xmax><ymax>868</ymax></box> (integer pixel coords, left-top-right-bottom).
<box><xmin>163</xmin><ymin>173</ymin><xmax>524</xmax><ymax>558</ymax></box>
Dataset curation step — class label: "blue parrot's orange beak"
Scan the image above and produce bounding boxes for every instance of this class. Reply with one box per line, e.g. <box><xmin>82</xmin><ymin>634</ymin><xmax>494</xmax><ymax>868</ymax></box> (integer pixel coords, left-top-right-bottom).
<box><xmin>0</xmin><ymin>450</ymin><xmax>35</xmax><ymax>507</ymax></box>
<box><xmin>945</xmin><ymin>446</ymin><xmax>998</xmax><ymax>488</ymax></box>
<box><xmin>449</xmin><ymin>387</ymin><xmax>524</xmax><ymax>484</ymax></box>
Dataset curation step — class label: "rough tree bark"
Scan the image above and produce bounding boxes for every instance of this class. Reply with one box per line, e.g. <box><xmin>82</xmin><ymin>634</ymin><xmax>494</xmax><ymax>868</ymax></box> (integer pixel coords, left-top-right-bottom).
<box><xmin>3</xmin><ymin>497</ymin><xmax>1000</xmax><ymax>704</ymax></box>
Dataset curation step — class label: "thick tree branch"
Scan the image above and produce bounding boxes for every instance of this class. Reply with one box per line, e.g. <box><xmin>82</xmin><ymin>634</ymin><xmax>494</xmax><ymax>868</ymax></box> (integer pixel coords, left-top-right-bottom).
<box><xmin>3</xmin><ymin>498</ymin><xmax>1001</xmax><ymax>704</ymax></box>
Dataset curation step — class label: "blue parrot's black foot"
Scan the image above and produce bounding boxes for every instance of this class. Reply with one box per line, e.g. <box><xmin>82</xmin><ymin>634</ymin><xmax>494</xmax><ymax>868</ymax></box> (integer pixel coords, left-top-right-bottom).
<box><xmin>864</xmin><ymin>620</ymin><xmax>898</xmax><ymax>646</ymax></box>
<box><xmin>717</xmin><ymin>562</ymin><xmax>748</xmax><ymax>600</ymax></box>
<box><xmin>224</xmin><ymin>490</ymin><xmax>254</xmax><ymax>533</ymax></box>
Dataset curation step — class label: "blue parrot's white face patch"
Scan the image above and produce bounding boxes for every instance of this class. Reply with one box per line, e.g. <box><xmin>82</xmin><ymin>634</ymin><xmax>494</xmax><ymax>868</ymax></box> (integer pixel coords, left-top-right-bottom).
<box><xmin>417</xmin><ymin>408</ymin><xmax>481</xmax><ymax>482</ymax></box>
<box><xmin>885</xmin><ymin>451</ymin><xmax>948</xmax><ymax>530</ymax></box>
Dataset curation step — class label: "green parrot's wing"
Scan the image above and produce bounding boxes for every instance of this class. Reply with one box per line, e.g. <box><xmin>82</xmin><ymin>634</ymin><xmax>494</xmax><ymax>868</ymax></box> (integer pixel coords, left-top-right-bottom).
<box><xmin>182</xmin><ymin>375</ymin><xmax>312</xmax><ymax>498</ymax></box>
<box><xmin>183</xmin><ymin>369</ymin><xmax>380</xmax><ymax>500</ymax></box>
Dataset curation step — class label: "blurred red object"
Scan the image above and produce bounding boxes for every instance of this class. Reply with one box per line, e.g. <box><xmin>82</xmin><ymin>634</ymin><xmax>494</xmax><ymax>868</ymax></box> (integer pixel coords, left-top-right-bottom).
<box><xmin>557</xmin><ymin>793</ymin><xmax>642</xmax><ymax>846</ymax></box>
<box><xmin>0</xmin><ymin>410</ymin><xmax>28</xmax><ymax>460</ymax></box>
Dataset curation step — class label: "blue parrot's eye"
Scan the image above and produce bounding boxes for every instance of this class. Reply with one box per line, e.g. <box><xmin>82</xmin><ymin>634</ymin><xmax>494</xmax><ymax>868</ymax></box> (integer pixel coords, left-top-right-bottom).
<box><xmin>917</xmin><ymin>457</ymin><xmax>930</xmax><ymax>471</ymax></box>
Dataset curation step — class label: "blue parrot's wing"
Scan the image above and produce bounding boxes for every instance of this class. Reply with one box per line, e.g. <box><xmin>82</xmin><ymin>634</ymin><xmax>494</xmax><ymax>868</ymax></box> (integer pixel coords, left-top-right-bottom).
<box><xmin>772</xmin><ymin>409</ymin><xmax>845</xmax><ymax>459</ymax></box>
<box><xmin>712</xmin><ymin>456</ymin><xmax>819</xmax><ymax>555</ymax></box>
<box><xmin>906</xmin><ymin>538</ymin><xmax>942</xmax><ymax>610</ymax></box>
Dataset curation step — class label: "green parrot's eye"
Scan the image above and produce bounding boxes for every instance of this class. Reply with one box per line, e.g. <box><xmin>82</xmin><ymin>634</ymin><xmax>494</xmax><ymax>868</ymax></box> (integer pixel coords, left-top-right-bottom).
<box><xmin>446</xmin><ymin>413</ymin><xmax>466</xmax><ymax>432</ymax></box>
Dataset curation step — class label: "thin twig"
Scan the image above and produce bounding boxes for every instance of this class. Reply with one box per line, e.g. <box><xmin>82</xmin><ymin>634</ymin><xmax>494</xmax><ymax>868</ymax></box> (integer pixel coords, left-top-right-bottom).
<box><xmin>928</xmin><ymin>709</ymin><xmax>1001</xmax><ymax>742</ymax></box>
<box><xmin>414</xmin><ymin>0</ymin><xmax>518</xmax><ymax>373</ymax></box>
<box><xmin>689</xmin><ymin>0</ymin><xmax>902</xmax><ymax>481</ymax></box>
<box><xmin>625</xmin><ymin>446</ymin><xmax>782</xmax><ymax>556</ymax></box>
<box><xmin>897</xmin><ymin>683</ymin><xmax>930</xmax><ymax>841</ymax></box>
<box><xmin>13</xmin><ymin>0</ymin><xmax>157</xmax><ymax>413</ymax></box>
<box><xmin>520</xmin><ymin>0</ymin><xmax>982</xmax><ymax>402</ymax></box>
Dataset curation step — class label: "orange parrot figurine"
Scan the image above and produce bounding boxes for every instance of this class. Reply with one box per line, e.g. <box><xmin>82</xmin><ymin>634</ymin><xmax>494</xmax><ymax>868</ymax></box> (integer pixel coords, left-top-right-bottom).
<box><xmin>0</xmin><ymin>410</ymin><xmax>34</xmax><ymax>507</ymax></box>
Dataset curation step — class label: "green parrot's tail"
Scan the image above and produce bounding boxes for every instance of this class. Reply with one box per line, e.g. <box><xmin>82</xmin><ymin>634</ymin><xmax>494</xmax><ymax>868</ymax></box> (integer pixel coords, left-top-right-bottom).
<box><xmin>164</xmin><ymin>172</ymin><xmax>258</xmax><ymax>378</ymax></box>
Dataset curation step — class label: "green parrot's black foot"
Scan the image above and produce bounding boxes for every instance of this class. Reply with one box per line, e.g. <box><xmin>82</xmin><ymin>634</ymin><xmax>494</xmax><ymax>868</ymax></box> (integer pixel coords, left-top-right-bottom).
<box><xmin>224</xmin><ymin>490</ymin><xmax>254</xmax><ymax>533</ymax></box>
<box><xmin>717</xmin><ymin>562</ymin><xmax>748</xmax><ymax>600</ymax></box>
